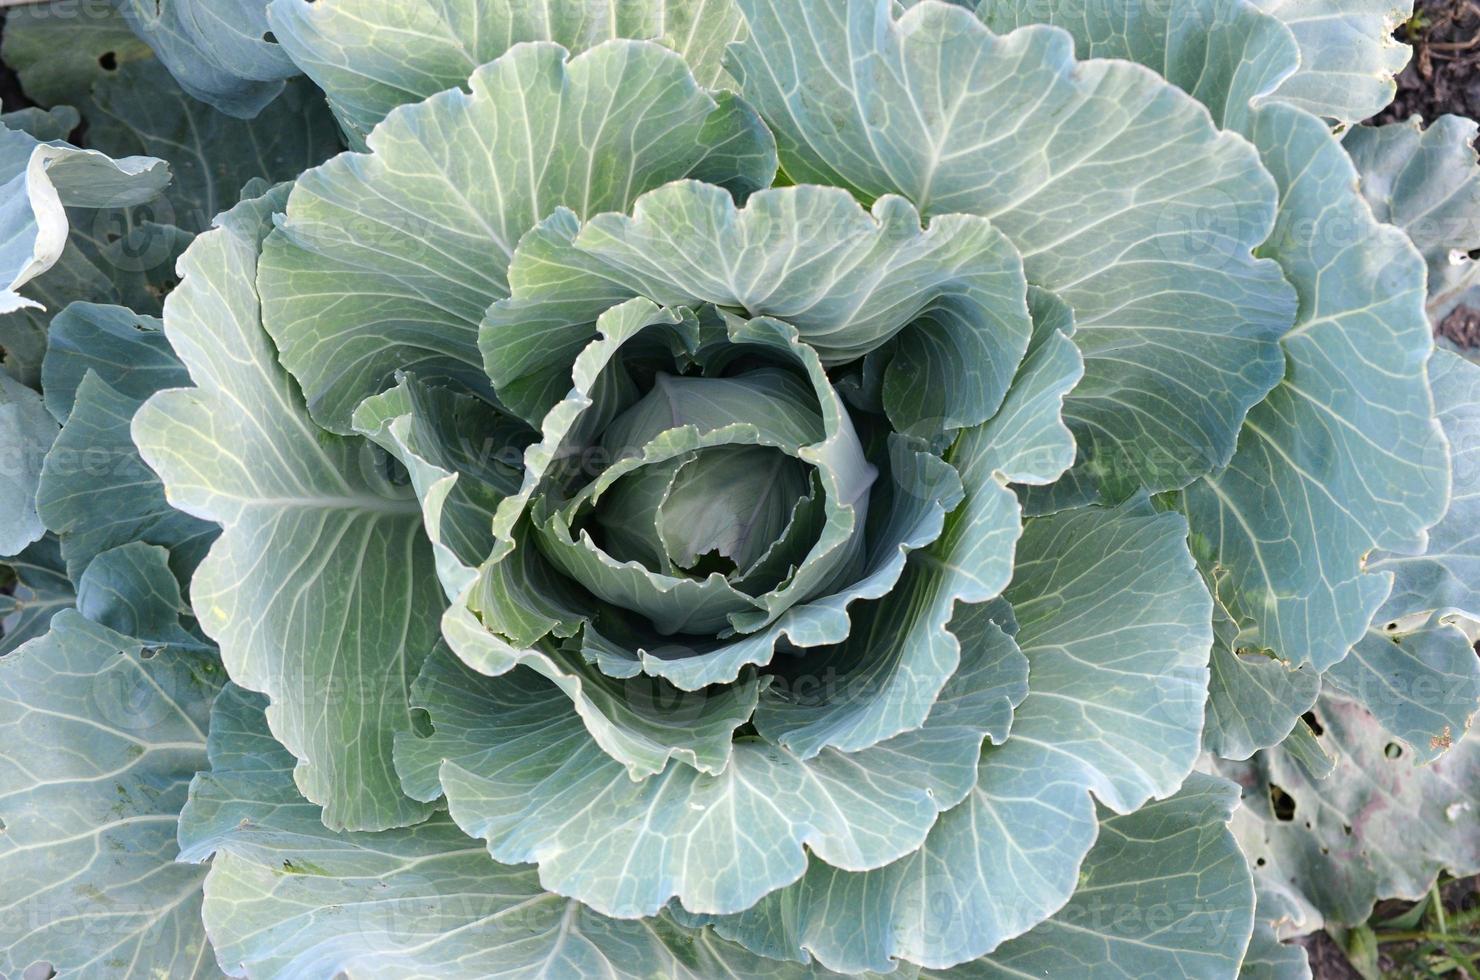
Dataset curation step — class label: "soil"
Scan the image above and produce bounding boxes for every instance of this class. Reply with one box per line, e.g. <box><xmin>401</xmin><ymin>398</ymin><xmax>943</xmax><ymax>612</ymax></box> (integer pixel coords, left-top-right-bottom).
<box><xmin>1373</xmin><ymin>0</ymin><xmax>1480</xmax><ymax>126</ymax></box>
<box><xmin>1300</xmin><ymin>931</ymin><xmax>1364</xmax><ymax>980</ymax></box>
<box><xmin>1305</xmin><ymin>877</ymin><xmax>1480</xmax><ymax>978</ymax></box>
<box><xmin>1443</xmin><ymin>303</ymin><xmax>1480</xmax><ymax>348</ymax></box>
<box><xmin>1375</xmin><ymin>0</ymin><xmax>1480</xmax><ymax>126</ymax></box>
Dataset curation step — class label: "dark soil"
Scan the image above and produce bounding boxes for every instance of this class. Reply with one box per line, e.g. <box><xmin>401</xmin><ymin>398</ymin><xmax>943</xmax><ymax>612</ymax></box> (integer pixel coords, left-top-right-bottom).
<box><xmin>1374</xmin><ymin>0</ymin><xmax>1480</xmax><ymax>127</ymax></box>
<box><xmin>1300</xmin><ymin>931</ymin><xmax>1364</xmax><ymax>980</ymax></box>
<box><xmin>1441</xmin><ymin>303</ymin><xmax>1480</xmax><ymax>348</ymax></box>
<box><xmin>1306</xmin><ymin>876</ymin><xmax>1480</xmax><ymax>978</ymax></box>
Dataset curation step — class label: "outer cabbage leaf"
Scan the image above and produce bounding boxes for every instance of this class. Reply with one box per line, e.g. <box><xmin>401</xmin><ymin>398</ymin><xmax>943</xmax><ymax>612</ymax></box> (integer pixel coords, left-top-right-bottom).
<box><xmin>73</xmin><ymin>542</ymin><xmax>208</xmax><ymax>652</ymax></box>
<box><xmin>37</xmin><ymin>305</ymin><xmax>217</xmax><ymax>582</ymax></box>
<box><xmin>1221</xmin><ymin>690</ymin><xmax>1480</xmax><ymax>931</ymax></box>
<box><xmin>0</xmin><ymin>121</ymin><xmax>169</xmax><ymax>313</ymax></box>
<box><xmin>1184</xmin><ymin>102</ymin><xmax>1448</xmax><ymax>671</ymax></box>
<box><xmin>0</xmin><ymin>49</ymin><xmax>340</xmax><ymax>393</ymax></box>
<box><xmin>730</xmin><ymin>0</ymin><xmax>1293</xmax><ymax>497</ymax></box>
<box><xmin>1345</xmin><ymin>115</ymin><xmax>1480</xmax><ymax>329</ymax></box>
<box><xmin>0</xmin><ymin>90</ymin><xmax>175</xmax><ymax>385</ymax></box>
<box><xmin>0</xmin><ymin>536</ymin><xmax>73</xmax><ymax>656</ymax></box>
<box><xmin>1248</xmin><ymin>0</ymin><xmax>1413</xmax><ymax>124</ymax></box>
<box><xmin>978</xmin><ymin>0</ymin><xmax>1411</xmax><ymax>127</ymax></box>
<box><xmin>84</xmin><ymin>60</ymin><xmax>343</xmax><ymax>237</ymax></box>
<box><xmin>1325</xmin><ymin>615</ymin><xmax>1480</xmax><ymax>763</ymax></box>
<box><xmin>115</xmin><ymin>0</ymin><xmax>299</xmax><ymax>118</ymax></box>
<box><xmin>0</xmin><ymin>371</ymin><xmax>56</xmax><ymax>555</ymax></box>
<box><xmin>178</xmin><ymin>683</ymin><xmax>835</xmax><ymax>979</ymax></box>
<box><xmin>257</xmin><ymin>40</ymin><xmax>774</xmax><ymax>433</ymax></box>
<box><xmin>0</xmin><ymin>3</ymin><xmax>153</xmax><ymax>109</ymax></box>
<box><xmin>395</xmin><ymin>627</ymin><xmax>1022</xmax><ymax>919</ymax></box>
<box><xmin>924</xmin><ymin>774</ymin><xmax>1255</xmax><ymax>980</ymax></box>
<box><xmin>0</xmin><ymin>611</ymin><xmax>221</xmax><ymax>978</ymax></box>
<box><xmin>1203</xmin><ymin>589</ymin><xmax>1320</xmax><ymax>760</ymax></box>
<box><xmin>0</xmin><ymin>106</ymin><xmax>79</xmax><ymax>143</ymax></box>
<box><xmin>979</xmin><ymin>0</ymin><xmax>1300</xmax><ymax>132</ymax></box>
<box><xmin>267</xmin><ymin>0</ymin><xmax>747</xmax><ymax>143</ymax></box>
<box><xmin>1368</xmin><ymin>350</ymin><xmax>1480</xmax><ymax>622</ymax></box>
<box><xmin>0</xmin><ymin>218</ymin><xmax>188</xmax><ymax>393</ymax></box>
<box><xmin>40</xmin><ymin>302</ymin><xmax>188</xmax><ymax>421</ymax></box>
<box><xmin>701</xmin><ymin>497</ymin><xmax>1215</xmax><ymax>971</ymax></box>
<box><xmin>1239</xmin><ymin>885</ymin><xmax>1315</xmax><ymax>979</ymax></box>
<box><xmin>134</xmin><ymin>185</ymin><xmax>444</xmax><ymax>832</ymax></box>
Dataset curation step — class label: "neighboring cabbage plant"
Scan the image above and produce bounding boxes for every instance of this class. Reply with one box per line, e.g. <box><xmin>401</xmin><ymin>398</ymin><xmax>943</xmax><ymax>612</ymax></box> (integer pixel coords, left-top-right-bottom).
<box><xmin>0</xmin><ymin>0</ymin><xmax>1476</xmax><ymax>978</ymax></box>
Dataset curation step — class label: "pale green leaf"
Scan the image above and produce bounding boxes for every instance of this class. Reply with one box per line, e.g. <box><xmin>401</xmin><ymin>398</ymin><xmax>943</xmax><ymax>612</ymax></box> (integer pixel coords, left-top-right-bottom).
<box><xmin>73</xmin><ymin>542</ymin><xmax>203</xmax><ymax>650</ymax></box>
<box><xmin>759</xmin><ymin>600</ymin><xmax>1028</xmax><ymax>761</ymax></box>
<box><xmin>1</xmin><ymin>106</ymin><xmax>81</xmax><ymax>143</ymax></box>
<box><xmin>398</xmin><ymin>639</ymin><xmax>758</xmax><ymax>789</ymax></box>
<box><xmin>933</xmin><ymin>774</ymin><xmax>1255</xmax><ymax>980</ymax></box>
<box><xmin>0</xmin><ymin>536</ymin><xmax>73</xmax><ymax>656</ymax></box>
<box><xmin>731</xmin><ymin>0</ymin><xmax>1293</xmax><ymax>495</ymax></box>
<box><xmin>1239</xmin><ymin>886</ymin><xmax>1313</xmax><ymax>980</ymax></box>
<box><xmin>115</xmin><ymin>0</ymin><xmax>299</xmax><ymax>118</ymax></box>
<box><xmin>0</xmin><ymin>218</ymin><xmax>191</xmax><ymax>392</ymax></box>
<box><xmin>1326</xmin><ymin>615</ymin><xmax>1480</xmax><ymax>763</ymax></box>
<box><xmin>1344</xmin><ymin>115</ymin><xmax>1480</xmax><ymax>327</ymax></box>
<box><xmin>1185</xmin><ymin>102</ymin><xmax>1448</xmax><ymax>671</ymax></box>
<box><xmin>133</xmin><ymin>185</ymin><xmax>443</xmax><ymax>831</ymax></box>
<box><xmin>1367</xmin><ymin>327</ymin><xmax>1480</xmax><ymax>626</ymax></box>
<box><xmin>40</xmin><ymin>303</ymin><xmax>185</xmax><ymax>422</ymax></box>
<box><xmin>1249</xmin><ymin>0</ymin><xmax>1413</xmax><ymax>123</ymax></box>
<box><xmin>267</xmin><ymin>0</ymin><xmax>748</xmax><ymax>142</ymax></box>
<box><xmin>1203</xmin><ymin>590</ymin><xmax>1320</xmax><ymax>760</ymax></box>
<box><xmin>979</xmin><ymin>0</ymin><xmax>1300</xmax><ymax>132</ymax></box>
<box><xmin>1345</xmin><ymin>115</ymin><xmax>1480</xmax><ymax>270</ymax></box>
<box><xmin>704</xmin><ymin>498</ymin><xmax>1214</xmax><ymax>971</ymax></box>
<box><xmin>257</xmin><ymin>41</ymin><xmax>774</xmax><ymax>432</ymax></box>
<box><xmin>405</xmin><ymin>632</ymin><xmax>1011</xmax><ymax>919</ymax></box>
<box><xmin>485</xmin><ymin>180</ymin><xmax>1031</xmax><ymax>433</ymax></box>
<box><xmin>1221</xmin><ymin>689</ymin><xmax>1480</xmax><ymax>929</ymax></box>
<box><xmin>37</xmin><ymin>309</ymin><xmax>216</xmax><ymax>581</ymax></box>
<box><xmin>0</xmin><ymin>122</ymin><xmax>169</xmax><ymax>313</ymax></box>
<box><xmin>178</xmin><ymin>684</ymin><xmax>839</xmax><ymax>980</ymax></box>
<box><xmin>0</xmin><ymin>611</ymin><xmax>221</xmax><ymax>979</ymax></box>
<box><xmin>441</xmin><ymin>597</ymin><xmax>770</xmax><ymax>781</ymax></box>
<box><xmin>0</xmin><ymin>371</ymin><xmax>57</xmax><ymax>555</ymax></box>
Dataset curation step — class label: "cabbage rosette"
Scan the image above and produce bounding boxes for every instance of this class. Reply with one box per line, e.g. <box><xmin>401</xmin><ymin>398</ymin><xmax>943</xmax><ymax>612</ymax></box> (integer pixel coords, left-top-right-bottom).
<box><xmin>25</xmin><ymin>0</ymin><xmax>1443</xmax><ymax>975</ymax></box>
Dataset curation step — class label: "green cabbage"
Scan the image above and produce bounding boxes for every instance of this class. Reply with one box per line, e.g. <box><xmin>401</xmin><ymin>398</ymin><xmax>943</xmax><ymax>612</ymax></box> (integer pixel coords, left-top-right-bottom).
<box><xmin>0</xmin><ymin>1</ymin><xmax>1476</xmax><ymax>977</ymax></box>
